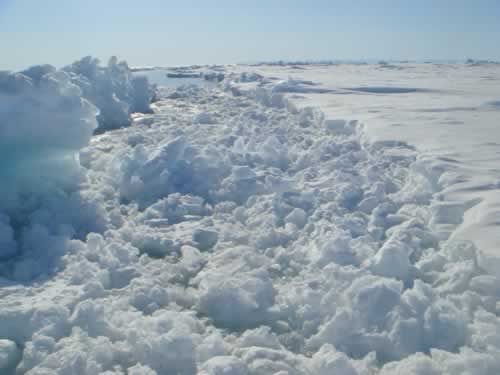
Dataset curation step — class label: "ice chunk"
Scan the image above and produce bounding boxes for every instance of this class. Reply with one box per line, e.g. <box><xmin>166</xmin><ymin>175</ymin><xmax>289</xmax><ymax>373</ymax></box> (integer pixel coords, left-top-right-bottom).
<box><xmin>369</xmin><ymin>240</ymin><xmax>411</xmax><ymax>281</ymax></box>
<box><xmin>348</xmin><ymin>275</ymin><xmax>403</xmax><ymax>326</ymax></box>
<box><xmin>0</xmin><ymin>67</ymin><xmax>99</xmax><ymax>263</ymax></box>
<box><xmin>0</xmin><ymin>69</ymin><xmax>97</xmax><ymax>160</ymax></box>
<box><xmin>380</xmin><ymin>352</ymin><xmax>439</xmax><ymax>375</ymax></box>
<box><xmin>195</xmin><ymin>112</ymin><xmax>217</xmax><ymax>124</ymax></box>
<box><xmin>232</xmin><ymin>166</ymin><xmax>257</xmax><ymax>181</ymax></box>
<box><xmin>237</xmin><ymin>326</ymin><xmax>282</xmax><ymax>350</ymax></box>
<box><xmin>192</xmin><ymin>229</ymin><xmax>219</xmax><ymax>251</ymax></box>
<box><xmin>284</xmin><ymin>208</ymin><xmax>307</xmax><ymax>229</ymax></box>
<box><xmin>200</xmin><ymin>356</ymin><xmax>249</xmax><ymax>375</ymax></box>
<box><xmin>64</xmin><ymin>56</ymin><xmax>155</xmax><ymax>133</ymax></box>
<box><xmin>128</xmin><ymin>363</ymin><xmax>157</xmax><ymax>375</ymax></box>
<box><xmin>197</xmin><ymin>270</ymin><xmax>276</xmax><ymax>329</ymax></box>
<box><xmin>131</xmin><ymin>75</ymin><xmax>156</xmax><ymax>113</ymax></box>
<box><xmin>310</xmin><ymin>344</ymin><xmax>358</xmax><ymax>375</ymax></box>
<box><xmin>0</xmin><ymin>339</ymin><xmax>21</xmax><ymax>371</ymax></box>
<box><xmin>312</xmin><ymin>233</ymin><xmax>357</xmax><ymax>267</ymax></box>
<box><xmin>324</xmin><ymin>119</ymin><xmax>355</xmax><ymax>135</ymax></box>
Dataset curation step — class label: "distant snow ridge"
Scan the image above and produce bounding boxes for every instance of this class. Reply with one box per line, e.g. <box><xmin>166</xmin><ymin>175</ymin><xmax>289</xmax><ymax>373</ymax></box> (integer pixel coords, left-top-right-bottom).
<box><xmin>1</xmin><ymin>69</ymin><xmax>500</xmax><ymax>374</ymax></box>
<box><xmin>64</xmin><ymin>56</ymin><xmax>157</xmax><ymax>133</ymax></box>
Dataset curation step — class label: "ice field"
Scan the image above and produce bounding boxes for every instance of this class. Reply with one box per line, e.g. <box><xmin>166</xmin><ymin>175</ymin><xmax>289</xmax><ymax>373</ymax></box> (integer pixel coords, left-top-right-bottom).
<box><xmin>0</xmin><ymin>58</ymin><xmax>500</xmax><ymax>374</ymax></box>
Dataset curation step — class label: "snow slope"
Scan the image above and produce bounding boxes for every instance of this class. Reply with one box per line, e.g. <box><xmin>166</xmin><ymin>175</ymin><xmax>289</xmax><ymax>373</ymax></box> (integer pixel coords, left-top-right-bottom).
<box><xmin>0</xmin><ymin>62</ymin><xmax>499</xmax><ymax>374</ymax></box>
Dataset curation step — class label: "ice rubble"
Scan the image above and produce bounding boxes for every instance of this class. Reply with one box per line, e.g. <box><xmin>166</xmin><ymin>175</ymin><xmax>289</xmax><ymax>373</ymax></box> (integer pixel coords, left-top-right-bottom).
<box><xmin>0</xmin><ymin>55</ymin><xmax>156</xmax><ymax>274</ymax></box>
<box><xmin>64</xmin><ymin>56</ymin><xmax>156</xmax><ymax>133</ymax></box>
<box><xmin>0</xmin><ymin>56</ymin><xmax>155</xmax><ymax>277</ymax></box>
<box><xmin>0</xmin><ymin>66</ymin><xmax>499</xmax><ymax>374</ymax></box>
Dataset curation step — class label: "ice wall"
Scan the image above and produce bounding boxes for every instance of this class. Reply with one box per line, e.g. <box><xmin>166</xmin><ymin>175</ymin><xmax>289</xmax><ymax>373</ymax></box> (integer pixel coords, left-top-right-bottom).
<box><xmin>0</xmin><ymin>67</ymin><xmax>103</xmax><ymax>276</ymax></box>
<box><xmin>0</xmin><ymin>68</ymin><xmax>97</xmax><ymax>198</ymax></box>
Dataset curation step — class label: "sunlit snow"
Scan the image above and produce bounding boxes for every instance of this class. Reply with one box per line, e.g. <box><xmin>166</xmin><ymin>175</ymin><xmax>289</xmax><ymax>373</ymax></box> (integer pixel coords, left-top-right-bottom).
<box><xmin>1</xmin><ymin>59</ymin><xmax>500</xmax><ymax>374</ymax></box>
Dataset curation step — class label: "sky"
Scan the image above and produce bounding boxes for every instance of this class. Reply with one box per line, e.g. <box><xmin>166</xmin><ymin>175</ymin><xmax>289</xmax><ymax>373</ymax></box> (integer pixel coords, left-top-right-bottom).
<box><xmin>1</xmin><ymin>0</ymin><xmax>499</xmax><ymax>70</ymax></box>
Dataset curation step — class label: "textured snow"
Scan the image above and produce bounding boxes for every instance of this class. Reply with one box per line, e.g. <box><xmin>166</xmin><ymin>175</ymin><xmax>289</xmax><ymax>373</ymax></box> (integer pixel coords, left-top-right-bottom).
<box><xmin>0</xmin><ymin>62</ymin><xmax>499</xmax><ymax>374</ymax></box>
<box><xmin>227</xmin><ymin>63</ymin><xmax>500</xmax><ymax>260</ymax></box>
<box><xmin>64</xmin><ymin>56</ymin><xmax>156</xmax><ymax>133</ymax></box>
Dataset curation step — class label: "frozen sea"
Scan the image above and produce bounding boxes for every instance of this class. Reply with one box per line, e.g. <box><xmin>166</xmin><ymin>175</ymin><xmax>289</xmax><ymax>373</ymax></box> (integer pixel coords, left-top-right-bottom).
<box><xmin>1</xmin><ymin>61</ymin><xmax>500</xmax><ymax>374</ymax></box>
<box><xmin>227</xmin><ymin>63</ymin><xmax>500</xmax><ymax>261</ymax></box>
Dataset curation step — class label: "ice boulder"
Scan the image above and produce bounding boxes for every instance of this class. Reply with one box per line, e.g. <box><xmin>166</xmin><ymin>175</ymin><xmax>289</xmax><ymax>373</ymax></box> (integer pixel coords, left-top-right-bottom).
<box><xmin>0</xmin><ymin>65</ymin><xmax>105</xmax><ymax>272</ymax></box>
<box><xmin>131</xmin><ymin>74</ymin><xmax>156</xmax><ymax>113</ymax></box>
<box><xmin>64</xmin><ymin>56</ymin><xmax>156</xmax><ymax>133</ymax></box>
<box><xmin>192</xmin><ymin>228</ymin><xmax>219</xmax><ymax>251</ymax></box>
<box><xmin>347</xmin><ymin>275</ymin><xmax>403</xmax><ymax>326</ymax></box>
<box><xmin>369</xmin><ymin>239</ymin><xmax>411</xmax><ymax>281</ymax></box>
<box><xmin>128</xmin><ymin>363</ymin><xmax>157</xmax><ymax>375</ymax></box>
<box><xmin>0</xmin><ymin>69</ymin><xmax>97</xmax><ymax>163</ymax></box>
<box><xmin>310</xmin><ymin>344</ymin><xmax>359</xmax><ymax>375</ymax></box>
<box><xmin>199</xmin><ymin>356</ymin><xmax>249</xmax><ymax>375</ymax></box>
<box><xmin>194</xmin><ymin>111</ymin><xmax>217</xmax><ymax>124</ymax></box>
<box><xmin>0</xmin><ymin>339</ymin><xmax>21</xmax><ymax>371</ymax></box>
<box><xmin>195</xmin><ymin>247</ymin><xmax>277</xmax><ymax>330</ymax></box>
<box><xmin>0</xmin><ymin>68</ymin><xmax>98</xmax><ymax>207</ymax></box>
<box><xmin>197</xmin><ymin>273</ymin><xmax>276</xmax><ymax>329</ymax></box>
<box><xmin>312</xmin><ymin>233</ymin><xmax>357</xmax><ymax>267</ymax></box>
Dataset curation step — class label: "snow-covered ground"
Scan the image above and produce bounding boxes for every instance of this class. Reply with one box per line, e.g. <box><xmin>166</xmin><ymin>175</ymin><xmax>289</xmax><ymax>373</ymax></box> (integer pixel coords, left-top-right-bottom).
<box><xmin>226</xmin><ymin>63</ymin><xmax>500</xmax><ymax>264</ymax></box>
<box><xmin>1</xmin><ymin>61</ymin><xmax>500</xmax><ymax>374</ymax></box>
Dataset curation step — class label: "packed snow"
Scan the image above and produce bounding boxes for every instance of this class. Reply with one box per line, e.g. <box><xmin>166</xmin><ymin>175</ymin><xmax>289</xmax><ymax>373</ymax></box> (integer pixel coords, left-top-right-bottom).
<box><xmin>0</xmin><ymin>60</ymin><xmax>500</xmax><ymax>374</ymax></box>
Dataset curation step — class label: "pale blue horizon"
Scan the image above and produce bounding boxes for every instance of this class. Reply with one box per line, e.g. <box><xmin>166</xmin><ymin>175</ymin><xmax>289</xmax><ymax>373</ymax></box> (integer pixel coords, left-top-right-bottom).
<box><xmin>1</xmin><ymin>0</ymin><xmax>499</xmax><ymax>70</ymax></box>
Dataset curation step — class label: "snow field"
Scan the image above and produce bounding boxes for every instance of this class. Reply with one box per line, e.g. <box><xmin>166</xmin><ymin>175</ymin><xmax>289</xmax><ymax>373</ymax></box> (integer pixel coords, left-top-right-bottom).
<box><xmin>0</xmin><ymin>66</ymin><xmax>499</xmax><ymax>374</ymax></box>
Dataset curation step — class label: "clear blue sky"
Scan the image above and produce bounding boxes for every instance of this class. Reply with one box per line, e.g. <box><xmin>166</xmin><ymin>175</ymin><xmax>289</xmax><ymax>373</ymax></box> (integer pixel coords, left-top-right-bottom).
<box><xmin>1</xmin><ymin>0</ymin><xmax>499</xmax><ymax>70</ymax></box>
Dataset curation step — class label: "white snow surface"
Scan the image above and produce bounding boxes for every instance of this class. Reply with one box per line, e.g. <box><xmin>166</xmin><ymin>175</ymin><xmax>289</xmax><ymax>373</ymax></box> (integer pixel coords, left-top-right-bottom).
<box><xmin>0</xmin><ymin>62</ymin><xmax>499</xmax><ymax>374</ymax></box>
<box><xmin>226</xmin><ymin>63</ymin><xmax>500</xmax><ymax>264</ymax></box>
